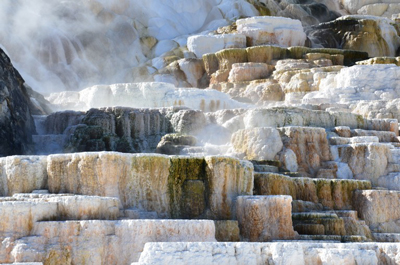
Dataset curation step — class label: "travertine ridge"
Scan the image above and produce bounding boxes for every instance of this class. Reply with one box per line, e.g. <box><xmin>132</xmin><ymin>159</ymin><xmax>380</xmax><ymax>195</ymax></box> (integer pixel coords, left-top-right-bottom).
<box><xmin>3</xmin><ymin>0</ymin><xmax>400</xmax><ymax>264</ymax></box>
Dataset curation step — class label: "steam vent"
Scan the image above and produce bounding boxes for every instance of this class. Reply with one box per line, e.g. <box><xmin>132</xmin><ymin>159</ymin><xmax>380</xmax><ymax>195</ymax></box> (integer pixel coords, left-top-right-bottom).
<box><xmin>4</xmin><ymin>1</ymin><xmax>400</xmax><ymax>264</ymax></box>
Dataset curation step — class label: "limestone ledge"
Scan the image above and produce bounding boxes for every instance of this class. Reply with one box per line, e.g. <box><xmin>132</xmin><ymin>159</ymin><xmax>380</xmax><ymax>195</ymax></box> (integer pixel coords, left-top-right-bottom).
<box><xmin>254</xmin><ymin>173</ymin><xmax>371</xmax><ymax>210</ymax></box>
<box><xmin>352</xmin><ymin>98</ymin><xmax>400</xmax><ymax>121</ymax></box>
<box><xmin>188</xmin><ymin>34</ymin><xmax>246</xmax><ymax>58</ymax></box>
<box><xmin>241</xmin><ymin>107</ymin><xmax>398</xmax><ymax>134</ymax></box>
<box><xmin>203</xmin><ymin>45</ymin><xmax>368</xmax><ymax>78</ymax></box>
<box><xmin>208</xmin><ymin>107</ymin><xmax>399</xmax><ymax>140</ymax></box>
<box><xmin>279</xmin><ymin>126</ymin><xmax>331</xmax><ymax>177</ymax></box>
<box><xmin>3</xmin><ymin>220</ymin><xmax>216</xmax><ymax>265</ymax></box>
<box><xmin>189</xmin><ymin>16</ymin><xmax>307</xmax><ymax>60</ymax></box>
<box><xmin>47</xmin><ymin>82</ymin><xmax>247</xmax><ymax>112</ymax></box>
<box><xmin>0</xmin><ymin>152</ymin><xmax>253</xmax><ymax>220</ymax></box>
<box><xmin>231</xmin><ymin>127</ymin><xmax>283</xmax><ymax>160</ymax></box>
<box><xmin>236</xmin><ymin>195</ymin><xmax>296</xmax><ymax>242</ymax></box>
<box><xmin>236</xmin><ymin>16</ymin><xmax>307</xmax><ymax>47</ymax></box>
<box><xmin>342</xmin><ymin>1</ymin><xmax>400</xmax><ymax>18</ymax></box>
<box><xmin>303</xmin><ymin>64</ymin><xmax>400</xmax><ymax>107</ymax></box>
<box><xmin>337</xmin><ymin>143</ymin><xmax>391</xmax><ymax>186</ymax></box>
<box><xmin>0</xmin><ymin>193</ymin><xmax>120</xmax><ymax>239</ymax></box>
<box><xmin>354</xmin><ymin>190</ymin><xmax>400</xmax><ymax>233</ymax></box>
<box><xmin>136</xmin><ymin>241</ymin><xmax>400</xmax><ymax>265</ymax></box>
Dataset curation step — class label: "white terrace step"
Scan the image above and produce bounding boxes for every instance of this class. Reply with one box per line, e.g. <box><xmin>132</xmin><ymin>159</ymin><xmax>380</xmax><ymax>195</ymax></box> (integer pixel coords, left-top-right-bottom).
<box><xmin>377</xmin><ymin>172</ymin><xmax>400</xmax><ymax>191</ymax></box>
<box><xmin>13</xmin><ymin>220</ymin><xmax>216</xmax><ymax>264</ymax></box>
<box><xmin>10</xmin><ymin>193</ymin><xmax>121</xmax><ymax>221</ymax></box>
<box><xmin>135</xmin><ymin>241</ymin><xmax>400</xmax><ymax>264</ymax></box>
<box><xmin>328</xmin><ymin>136</ymin><xmax>379</xmax><ymax>145</ymax></box>
<box><xmin>351</xmin><ymin>129</ymin><xmax>398</xmax><ymax>143</ymax></box>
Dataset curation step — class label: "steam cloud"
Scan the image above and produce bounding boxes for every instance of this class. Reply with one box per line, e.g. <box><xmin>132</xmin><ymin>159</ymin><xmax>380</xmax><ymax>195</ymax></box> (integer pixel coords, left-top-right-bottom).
<box><xmin>0</xmin><ymin>0</ymin><xmax>144</xmax><ymax>94</ymax></box>
<box><xmin>0</xmin><ymin>0</ymin><xmax>256</xmax><ymax>95</ymax></box>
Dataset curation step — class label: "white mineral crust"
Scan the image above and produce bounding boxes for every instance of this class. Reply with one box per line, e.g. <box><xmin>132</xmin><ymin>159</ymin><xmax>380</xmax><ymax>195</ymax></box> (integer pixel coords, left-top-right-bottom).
<box><xmin>47</xmin><ymin>82</ymin><xmax>248</xmax><ymax>112</ymax></box>
<box><xmin>236</xmin><ymin>16</ymin><xmax>307</xmax><ymax>47</ymax></box>
<box><xmin>187</xmin><ymin>34</ymin><xmax>247</xmax><ymax>58</ymax></box>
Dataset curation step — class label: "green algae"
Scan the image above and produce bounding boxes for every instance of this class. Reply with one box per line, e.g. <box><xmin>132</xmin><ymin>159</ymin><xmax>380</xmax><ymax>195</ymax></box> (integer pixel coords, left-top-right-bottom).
<box><xmin>288</xmin><ymin>47</ymin><xmax>368</xmax><ymax>66</ymax></box>
<box><xmin>202</xmin><ymin>53</ymin><xmax>219</xmax><ymax>75</ymax></box>
<box><xmin>254</xmin><ymin>172</ymin><xmax>372</xmax><ymax>210</ymax></box>
<box><xmin>168</xmin><ymin>157</ymin><xmax>207</xmax><ymax>218</ymax></box>
<box><xmin>215</xmin><ymin>48</ymin><xmax>248</xmax><ymax>70</ymax></box>
<box><xmin>246</xmin><ymin>45</ymin><xmax>287</xmax><ymax>63</ymax></box>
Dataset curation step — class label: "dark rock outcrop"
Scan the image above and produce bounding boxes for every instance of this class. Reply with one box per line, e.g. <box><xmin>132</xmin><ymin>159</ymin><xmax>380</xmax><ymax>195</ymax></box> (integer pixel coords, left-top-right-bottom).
<box><xmin>25</xmin><ymin>85</ymin><xmax>53</xmax><ymax>115</ymax></box>
<box><xmin>63</xmin><ymin>107</ymin><xmax>175</xmax><ymax>153</ymax></box>
<box><xmin>156</xmin><ymin>134</ymin><xmax>197</xmax><ymax>155</ymax></box>
<box><xmin>39</xmin><ymin>107</ymin><xmax>208</xmax><ymax>154</ymax></box>
<box><xmin>0</xmin><ymin>48</ymin><xmax>36</xmax><ymax>156</ymax></box>
<box><xmin>307</xmin><ymin>16</ymin><xmax>400</xmax><ymax>57</ymax></box>
<box><xmin>279</xmin><ymin>2</ymin><xmax>340</xmax><ymax>26</ymax></box>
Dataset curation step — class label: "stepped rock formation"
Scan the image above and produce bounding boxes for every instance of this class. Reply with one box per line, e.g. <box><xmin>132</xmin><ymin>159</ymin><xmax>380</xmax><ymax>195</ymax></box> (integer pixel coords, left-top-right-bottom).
<box><xmin>231</xmin><ymin>127</ymin><xmax>283</xmax><ymax>160</ymax></box>
<box><xmin>236</xmin><ymin>195</ymin><xmax>296</xmax><ymax>241</ymax></box>
<box><xmin>341</xmin><ymin>0</ymin><xmax>400</xmax><ymax>18</ymax></box>
<box><xmin>137</xmin><ymin>242</ymin><xmax>400</xmax><ymax>264</ymax></box>
<box><xmin>304</xmin><ymin>64</ymin><xmax>400</xmax><ymax>105</ymax></box>
<box><xmin>47</xmin><ymin>82</ymin><xmax>246</xmax><ymax>112</ymax></box>
<box><xmin>1</xmin><ymin>153</ymin><xmax>253</xmax><ymax>219</ymax></box>
<box><xmin>235</xmin><ymin>16</ymin><xmax>307</xmax><ymax>47</ymax></box>
<box><xmin>254</xmin><ymin>173</ymin><xmax>371</xmax><ymax>210</ymax></box>
<box><xmin>353</xmin><ymin>190</ymin><xmax>400</xmax><ymax>233</ymax></box>
<box><xmin>188</xmin><ymin>34</ymin><xmax>247</xmax><ymax>58</ymax></box>
<box><xmin>4</xmin><ymin>0</ymin><xmax>400</xmax><ymax>264</ymax></box>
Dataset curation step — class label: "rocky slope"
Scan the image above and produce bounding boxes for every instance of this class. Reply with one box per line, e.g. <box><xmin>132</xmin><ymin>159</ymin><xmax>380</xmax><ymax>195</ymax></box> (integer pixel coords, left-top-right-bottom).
<box><xmin>3</xmin><ymin>0</ymin><xmax>400</xmax><ymax>264</ymax></box>
<box><xmin>0</xmin><ymin>48</ymin><xmax>36</xmax><ymax>156</ymax></box>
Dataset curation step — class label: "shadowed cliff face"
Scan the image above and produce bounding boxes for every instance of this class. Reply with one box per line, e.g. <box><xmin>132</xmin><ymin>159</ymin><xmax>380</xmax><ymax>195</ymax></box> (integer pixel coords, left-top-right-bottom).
<box><xmin>307</xmin><ymin>16</ymin><xmax>400</xmax><ymax>57</ymax></box>
<box><xmin>0</xmin><ymin>48</ymin><xmax>36</xmax><ymax>156</ymax></box>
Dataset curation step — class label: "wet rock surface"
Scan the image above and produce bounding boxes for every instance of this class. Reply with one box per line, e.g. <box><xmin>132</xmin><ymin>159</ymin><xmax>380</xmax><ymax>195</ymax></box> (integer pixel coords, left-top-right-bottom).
<box><xmin>307</xmin><ymin>16</ymin><xmax>400</xmax><ymax>57</ymax></box>
<box><xmin>0</xmin><ymin>48</ymin><xmax>36</xmax><ymax>157</ymax></box>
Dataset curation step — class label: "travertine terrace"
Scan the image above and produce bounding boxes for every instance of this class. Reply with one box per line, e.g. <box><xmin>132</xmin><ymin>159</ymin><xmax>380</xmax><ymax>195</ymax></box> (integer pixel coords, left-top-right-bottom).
<box><xmin>2</xmin><ymin>0</ymin><xmax>400</xmax><ymax>264</ymax></box>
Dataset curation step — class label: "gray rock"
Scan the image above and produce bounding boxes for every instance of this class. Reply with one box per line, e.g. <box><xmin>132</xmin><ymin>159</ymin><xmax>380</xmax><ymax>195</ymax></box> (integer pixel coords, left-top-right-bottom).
<box><xmin>156</xmin><ymin>133</ymin><xmax>197</xmax><ymax>155</ymax></box>
<box><xmin>0</xmin><ymin>48</ymin><xmax>36</xmax><ymax>156</ymax></box>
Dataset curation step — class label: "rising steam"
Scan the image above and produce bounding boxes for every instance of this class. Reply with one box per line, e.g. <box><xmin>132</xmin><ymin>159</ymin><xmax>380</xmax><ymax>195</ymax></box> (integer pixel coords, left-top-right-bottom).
<box><xmin>0</xmin><ymin>0</ymin><xmax>258</xmax><ymax>95</ymax></box>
